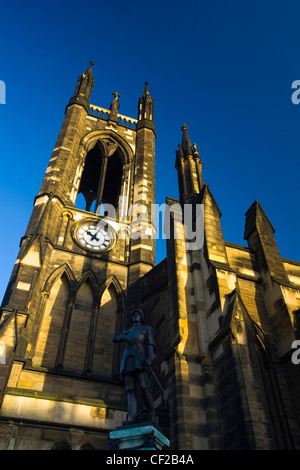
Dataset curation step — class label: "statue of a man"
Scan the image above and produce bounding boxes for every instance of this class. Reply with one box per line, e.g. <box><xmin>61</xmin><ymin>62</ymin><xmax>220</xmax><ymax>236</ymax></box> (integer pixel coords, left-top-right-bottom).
<box><xmin>112</xmin><ymin>308</ymin><xmax>156</xmax><ymax>424</ymax></box>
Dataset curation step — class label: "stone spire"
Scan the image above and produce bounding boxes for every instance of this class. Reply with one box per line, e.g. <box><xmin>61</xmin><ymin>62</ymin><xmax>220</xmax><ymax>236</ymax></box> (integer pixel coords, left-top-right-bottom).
<box><xmin>181</xmin><ymin>124</ymin><xmax>194</xmax><ymax>157</ymax></box>
<box><xmin>84</xmin><ymin>60</ymin><xmax>94</xmax><ymax>77</ymax></box>
<box><xmin>175</xmin><ymin>125</ymin><xmax>204</xmax><ymax>200</ymax></box>
<box><xmin>137</xmin><ymin>82</ymin><xmax>154</xmax><ymax>126</ymax></box>
<box><xmin>67</xmin><ymin>61</ymin><xmax>95</xmax><ymax>111</ymax></box>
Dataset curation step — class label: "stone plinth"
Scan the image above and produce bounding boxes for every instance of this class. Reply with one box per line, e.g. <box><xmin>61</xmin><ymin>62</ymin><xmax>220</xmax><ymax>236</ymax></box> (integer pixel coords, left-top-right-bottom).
<box><xmin>106</xmin><ymin>423</ymin><xmax>170</xmax><ymax>450</ymax></box>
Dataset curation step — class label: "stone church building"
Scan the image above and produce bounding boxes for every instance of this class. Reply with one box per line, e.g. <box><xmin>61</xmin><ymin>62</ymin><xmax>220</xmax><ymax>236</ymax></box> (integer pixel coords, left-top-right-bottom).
<box><xmin>0</xmin><ymin>62</ymin><xmax>300</xmax><ymax>450</ymax></box>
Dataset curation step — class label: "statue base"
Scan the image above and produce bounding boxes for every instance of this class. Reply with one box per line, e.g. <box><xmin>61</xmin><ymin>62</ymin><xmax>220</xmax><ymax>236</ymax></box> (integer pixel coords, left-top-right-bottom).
<box><xmin>105</xmin><ymin>422</ymin><xmax>170</xmax><ymax>450</ymax></box>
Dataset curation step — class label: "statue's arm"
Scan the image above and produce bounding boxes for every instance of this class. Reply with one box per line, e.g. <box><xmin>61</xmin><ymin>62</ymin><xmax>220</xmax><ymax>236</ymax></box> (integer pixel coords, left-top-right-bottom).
<box><xmin>112</xmin><ymin>330</ymin><xmax>129</xmax><ymax>343</ymax></box>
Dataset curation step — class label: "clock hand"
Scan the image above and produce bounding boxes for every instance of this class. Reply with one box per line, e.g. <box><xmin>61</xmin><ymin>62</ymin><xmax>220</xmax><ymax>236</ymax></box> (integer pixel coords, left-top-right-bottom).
<box><xmin>91</xmin><ymin>233</ymin><xmax>100</xmax><ymax>241</ymax></box>
<box><xmin>91</xmin><ymin>224</ymin><xmax>107</xmax><ymax>240</ymax></box>
<box><xmin>86</xmin><ymin>230</ymin><xmax>99</xmax><ymax>242</ymax></box>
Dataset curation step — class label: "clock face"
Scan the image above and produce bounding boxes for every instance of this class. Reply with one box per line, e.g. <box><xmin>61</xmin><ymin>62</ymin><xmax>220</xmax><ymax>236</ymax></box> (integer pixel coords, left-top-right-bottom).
<box><xmin>75</xmin><ymin>222</ymin><xmax>114</xmax><ymax>252</ymax></box>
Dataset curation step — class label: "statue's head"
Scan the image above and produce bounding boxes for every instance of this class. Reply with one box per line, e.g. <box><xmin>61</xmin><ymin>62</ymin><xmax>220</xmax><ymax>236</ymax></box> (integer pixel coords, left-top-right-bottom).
<box><xmin>131</xmin><ymin>308</ymin><xmax>144</xmax><ymax>324</ymax></box>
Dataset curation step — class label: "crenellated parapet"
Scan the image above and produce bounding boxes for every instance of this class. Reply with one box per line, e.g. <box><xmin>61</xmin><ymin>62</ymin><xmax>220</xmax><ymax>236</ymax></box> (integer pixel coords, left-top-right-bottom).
<box><xmin>88</xmin><ymin>104</ymin><xmax>138</xmax><ymax>129</ymax></box>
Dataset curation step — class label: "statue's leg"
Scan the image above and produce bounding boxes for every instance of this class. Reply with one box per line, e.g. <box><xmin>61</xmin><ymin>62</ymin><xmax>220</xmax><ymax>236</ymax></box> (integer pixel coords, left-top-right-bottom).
<box><xmin>125</xmin><ymin>373</ymin><xmax>138</xmax><ymax>422</ymax></box>
<box><xmin>138</xmin><ymin>371</ymin><xmax>155</xmax><ymax>422</ymax></box>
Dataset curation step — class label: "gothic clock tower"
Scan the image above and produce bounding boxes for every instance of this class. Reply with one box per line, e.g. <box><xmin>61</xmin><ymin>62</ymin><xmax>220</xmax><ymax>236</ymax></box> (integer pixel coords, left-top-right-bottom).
<box><xmin>0</xmin><ymin>62</ymin><xmax>157</xmax><ymax>449</ymax></box>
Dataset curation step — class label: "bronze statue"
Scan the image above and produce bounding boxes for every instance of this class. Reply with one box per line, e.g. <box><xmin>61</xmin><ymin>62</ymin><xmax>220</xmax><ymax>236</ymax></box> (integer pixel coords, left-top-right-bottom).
<box><xmin>112</xmin><ymin>308</ymin><xmax>156</xmax><ymax>424</ymax></box>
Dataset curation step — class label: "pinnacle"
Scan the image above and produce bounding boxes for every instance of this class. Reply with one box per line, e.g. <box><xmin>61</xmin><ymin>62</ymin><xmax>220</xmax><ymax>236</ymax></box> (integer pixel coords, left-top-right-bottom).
<box><xmin>143</xmin><ymin>81</ymin><xmax>150</xmax><ymax>96</ymax></box>
<box><xmin>85</xmin><ymin>61</ymin><xmax>94</xmax><ymax>75</ymax></box>
<box><xmin>181</xmin><ymin>123</ymin><xmax>193</xmax><ymax>157</ymax></box>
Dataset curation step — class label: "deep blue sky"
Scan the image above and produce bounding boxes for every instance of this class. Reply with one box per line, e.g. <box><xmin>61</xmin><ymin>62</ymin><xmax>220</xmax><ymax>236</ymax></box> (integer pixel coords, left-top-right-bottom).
<box><xmin>1</xmin><ymin>0</ymin><xmax>300</xmax><ymax>303</ymax></box>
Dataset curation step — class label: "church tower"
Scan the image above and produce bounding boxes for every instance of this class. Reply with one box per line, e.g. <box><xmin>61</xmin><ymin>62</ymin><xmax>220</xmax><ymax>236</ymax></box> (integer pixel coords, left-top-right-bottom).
<box><xmin>0</xmin><ymin>63</ymin><xmax>158</xmax><ymax>449</ymax></box>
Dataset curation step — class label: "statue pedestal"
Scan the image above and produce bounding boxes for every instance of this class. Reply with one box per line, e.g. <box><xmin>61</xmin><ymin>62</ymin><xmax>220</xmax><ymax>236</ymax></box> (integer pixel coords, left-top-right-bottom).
<box><xmin>106</xmin><ymin>423</ymin><xmax>170</xmax><ymax>450</ymax></box>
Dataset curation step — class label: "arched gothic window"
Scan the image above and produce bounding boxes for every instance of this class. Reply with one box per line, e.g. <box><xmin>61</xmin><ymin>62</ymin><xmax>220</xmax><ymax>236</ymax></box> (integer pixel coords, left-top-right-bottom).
<box><xmin>76</xmin><ymin>140</ymin><xmax>123</xmax><ymax>214</ymax></box>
